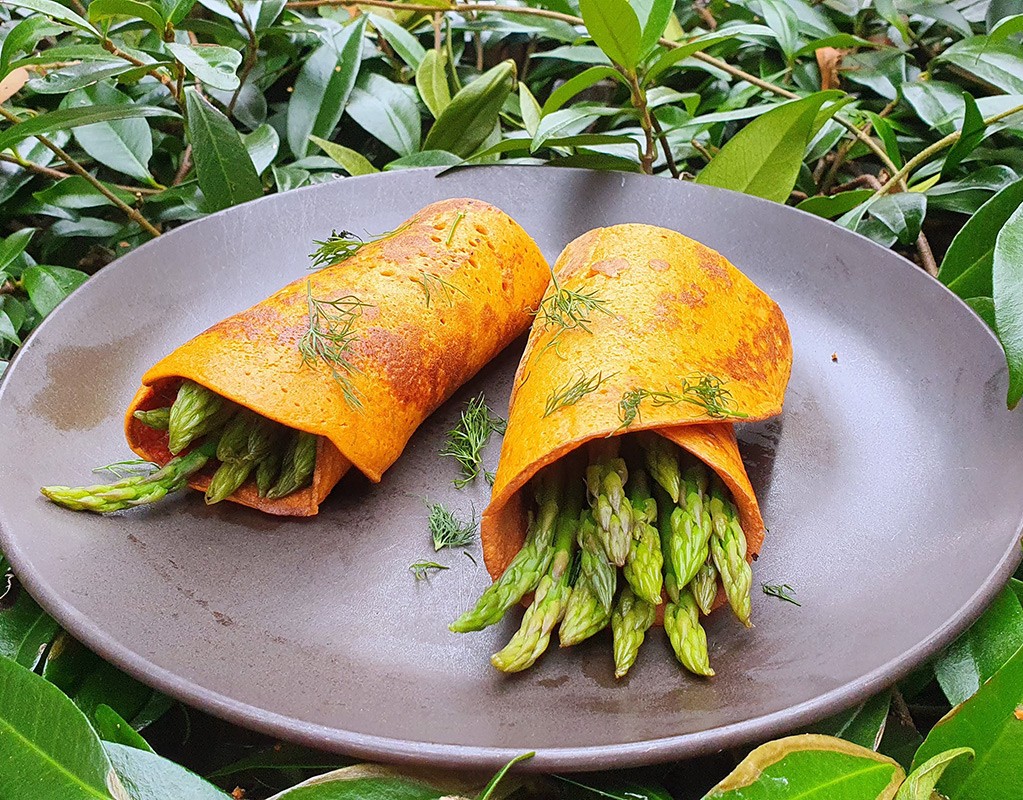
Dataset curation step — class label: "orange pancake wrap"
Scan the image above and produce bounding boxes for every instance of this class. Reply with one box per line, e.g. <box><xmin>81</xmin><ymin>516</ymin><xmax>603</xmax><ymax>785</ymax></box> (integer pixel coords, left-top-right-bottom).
<box><xmin>482</xmin><ymin>224</ymin><xmax>792</xmax><ymax>607</ymax></box>
<box><xmin>125</xmin><ymin>198</ymin><xmax>550</xmax><ymax>516</ymax></box>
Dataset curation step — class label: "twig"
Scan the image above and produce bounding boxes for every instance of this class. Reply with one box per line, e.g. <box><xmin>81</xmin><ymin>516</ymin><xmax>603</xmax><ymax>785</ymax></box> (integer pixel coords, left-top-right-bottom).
<box><xmin>690</xmin><ymin>137</ymin><xmax>713</xmax><ymax>163</ymax></box>
<box><xmin>916</xmin><ymin>230</ymin><xmax>938</xmax><ymax>277</ymax></box>
<box><xmin>173</xmin><ymin>144</ymin><xmax>193</xmax><ymax>186</ymax></box>
<box><xmin>650</xmin><ymin>114</ymin><xmax>679</xmax><ymax>178</ymax></box>
<box><xmin>228</xmin><ymin>0</ymin><xmax>260</xmax><ymax>116</ymax></box>
<box><xmin>622</xmin><ymin>69</ymin><xmax>656</xmax><ymax>175</ymax></box>
<box><xmin>0</xmin><ymin>107</ymin><xmax>161</xmax><ymax>237</ymax></box>
<box><xmin>100</xmin><ymin>39</ymin><xmax>178</xmax><ymax>97</ymax></box>
<box><xmin>821</xmin><ymin>98</ymin><xmax>898</xmax><ymax>193</ymax></box>
<box><xmin>0</xmin><ymin>153</ymin><xmax>160</xmax><ymax>194</ymax></box>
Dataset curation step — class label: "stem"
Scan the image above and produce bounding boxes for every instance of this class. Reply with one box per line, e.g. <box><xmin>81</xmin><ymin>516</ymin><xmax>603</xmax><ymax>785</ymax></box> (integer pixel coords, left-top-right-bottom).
<box><xmin>100</xmin><ymin>39</ymin><xmax>178</xmax><ymax>98</ymax></box>
<box><xmin>0</xmin><ymin>153</ymin><xmax>161</xmax><ymax>194</ymax></box>
<box><xmin>916</xmin><ymin>230</ymin><xmax>938</xmax><ymax>277</ymax></box>
<box><xmin>623</xmin><ymin>69</ymin><xmax>656</xmax><ymax>175</ymax></box>
<box><xmin>650</xmin><ymin>114</ymin><xmax>679</xmax><ymax>179</ymax></box>
<box><xmin>227</xmin><ymin>0</ymin><xmax>260</xmax><ymax>116</ymax></box>
<box><xmin>0</xmin><ymin>107</ymin><xmax>162</xmax><ymax>238</ymax></box>
<box><xmin>173</xmin><ymin>143</ymin><xmax>193</xmax><ymax>186</ymax></box>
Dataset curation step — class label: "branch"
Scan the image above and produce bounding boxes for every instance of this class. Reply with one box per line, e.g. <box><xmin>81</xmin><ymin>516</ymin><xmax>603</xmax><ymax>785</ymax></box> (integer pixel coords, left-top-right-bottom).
<box><xmin>100</xmin><ymin>39</ymin><xmax>178</xmax><ymax>97</ymax></box>
<box><xmin>227</xmin><ymin>0</ymin><xmax>260</xmax><ymax>116</ymax></box>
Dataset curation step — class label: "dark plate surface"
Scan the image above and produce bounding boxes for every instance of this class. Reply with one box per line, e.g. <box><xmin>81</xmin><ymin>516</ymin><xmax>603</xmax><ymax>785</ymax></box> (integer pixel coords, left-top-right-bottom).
<box><xmin>1</xmin><ymin>167</ymin><xmax>1021</xmax><ymax>772</ymax></box>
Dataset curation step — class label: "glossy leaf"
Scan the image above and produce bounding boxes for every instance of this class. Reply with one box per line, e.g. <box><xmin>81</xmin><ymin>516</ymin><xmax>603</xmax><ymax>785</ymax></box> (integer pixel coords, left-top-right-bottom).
<box><xmin>935</xmin><ymin>586</ymin><xmax>1023</xmax><ymax>705</ymax></box>
<box><xmin>33</xmin><ymin>176</ymin><xmax>136</xmax><ymax>209</ymax></box>
<box><xmin>696</xmin><ymin>92</ymin><xmax>841</xmax><ymax>202</ymax></box>
<box><xmin>309</xmin><ymin>135</ymin><xmax>377</xmax><ymax>175</ymax></box>
<box><xmin>810</xmin><ymin>691</ymin><xmax>891</xmax><ymax>750</ymax></box>
<box><xmin>88</xmin><ymin>0</ymin><xmax>166</xmax><ymax>31</ymax></box>
<box><xmin>578</xmin><ymin>0</ymin><xmax>642</xmax><ymax>72</ymax></box>
<box><xmin>346</xmin><ymin>72</ymin><xmax>421</xmax><ymax>157</ymax></box>
<box><xmin>993</xmin><ymin>201</ymin><xmax>1023</xmax><ymax>407</ymax></box>
<box><xmin>423</xmin><ymin>60</ymin><xmax>516</xmax><ymax>158</ymax></box>
<box><xmin>0</xmin><ymin>654</ymin><xmax>119</xmax><ymax>800</ymax></box>
<box><xmin>3</xmin><ymin>0</ymin><xmax>97</xmax><ymax>34</ymax></box>
<box><xmin>868</xmin><ymin>193</ymin><xmax>925</xmax><ymax>247</ymax></box>
<box><xmin>0</xmin><ymin>16</ymin><xmax>68</xmax><ymax>75</ymax></box>
<box><xmin>0</xmin><ymin>104</ymin><xmax>176</xmax><ymax>152</ymax></box>
<box><xmin>243</xmin><ymin>123</ymin><xmax>280</xmax><ymax>176</ymax></box>
<box><xmin>704</xmin><ymin>735</ymin><xmax>904</xmax><ymax>799</ymax></box>
<box><xmin>0</xmin><ymin>228</ymin><xmax>34</xmax><ymax>273</ymax></box>
<box><xmin>184</xmin><ymin>88</ymin><xmax>262</xmax><ymax>211</ymax></box>
<box><xmin>0</xmin><ymin>581</ymin><xmax>59</xmax><ymax>669</ymax></box>
<box><xmin>371</xmin><ymin>14</ymin><xmax>426</xmax><ymax>69</ymax></box>
<box><xmin>94</xmin><ymin>704</ymin><xmax>154</xmax><ymax>752</ymax></box>
<box><xmin>22</xmin><ymin>265</ymin><xmax>88</xmax><ymax>316</ymax></box>
<box><xmin>266</xmin><ymin>763</ymin><xmax>473</xmax><ymax>800</ymax></box>
<box><xmin>796</xmin><ymin>190</ymin><xmax>873</xmax><ymax>219</ymax></box>
<box><xmin>913</xmin><ymin>643</ymin><xmax>1023</xmax><ymax>799</ymax></box>
<box><xmin>632</xmin><ymin>0</ymin><xmax>673</xmax><ymax>56</ymax></box>
<box><xmin>942</xmin><ymin>93</ymin><xmax>985</xmax><ymax>179</ymax></box>
<box><xmin>644</xmin><ymin>32</ymin><xmax>735</xmax><ymax>84</ymax></box>
<box><xmin>416</xmin><ymin>49</ymin><xmax>451</xmax><ymax>120</ymax></box>
<box><xmin>936</xmin><ymin>36</ymin><xmax>1023</xmax><ymax>95</ymax></box>
<box><xmin>63</xmin><ymin>82</ymin><xmax>155</xmax><ymax>184</ymax></box>
<box><xmin>941</xmin><ymin>178</ymin><xmax>1023</xmax><ymax>297</ymax></box>
<box><xmin>895</xmin><ymin>748</ymin><xmax>973</xmax><ymax>800</ymax></box>
<box><xmin>166</xmin><ymin>42</ymin><xmax>241</xmax><ymax>91</ymax></box>
<box><xmin>926</xmin><ymin>166</ymin><xmax>1019</xmax><ymax>216</ymax></box>
<box><xmin>286</xmin><ymin>16</ymin><xmax>367</xmax><ymax>158</ymax></box>
<box><xmin>107</xmin><ymin>742</ymin><xmax>230</xmax><ymax>799</ymax></box>
<box><xmin>541</xmin><ymin>65</ymin><xmax>624</xmax><ymax>116</ymax></box>
<box><xmin>518</xmin><ymin>83</ymin><xmax>541</xmax><ymax>137</ymax></box>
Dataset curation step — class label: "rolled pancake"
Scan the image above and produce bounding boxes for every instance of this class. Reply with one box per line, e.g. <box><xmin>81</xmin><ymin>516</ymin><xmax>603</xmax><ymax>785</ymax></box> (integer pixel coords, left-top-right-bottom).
<box><xmin>125</xmin><ymin>198</ymin><xmax>550</xmax><ymax>515</ymax></box>
<box><xmin>482</xmin><ymin>224</ymin><xmax>792</xmax><ymax>603</ymax></box>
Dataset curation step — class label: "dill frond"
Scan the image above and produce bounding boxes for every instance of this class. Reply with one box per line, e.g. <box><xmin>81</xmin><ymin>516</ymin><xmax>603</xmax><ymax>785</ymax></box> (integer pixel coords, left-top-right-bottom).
<box><xmin>762</xmin><ymin>582</ymin><xmax>801</xmax><ymax>606</ymax></box>
<box><xmin>439</xmin><ymin>394</ymin><xmax>506</xmax><ymax>488</ymax></box>
<box><xmin>297</xmin><ymin>280</ymin><xmax>372</xmax><ymax>409</ymax></box>
<box><xmin>409</xmin><ymin>561</ymin><xmax>449</xmax><ymax>580</ymax></box>
<box><xmin>418</xmin><ymin>271</ymin><xmax>468</xmax><ymax>308</ymax></box>
<box><xmin>543</xmin><ymin>370</ymin><xmax>616</xmax><ymax>418</ymax></box>
<box><xmin>308</xmin><ymin>224</ymin><xmax>408</xmax><ymax>270</ymax></box>
<box><xmin>532</xmin><ymin>272</ymin><xmax>612</xmax><ymax>357</ymax></box>
<box><xmin>617</xmin><ymin>373</ymin><xmax>747</xmax><ymax>428</ymax></box>
<box><xmin>427</xmin><ymin>501</ymin><xmax>477</xmax><ymax>551</ymax></box>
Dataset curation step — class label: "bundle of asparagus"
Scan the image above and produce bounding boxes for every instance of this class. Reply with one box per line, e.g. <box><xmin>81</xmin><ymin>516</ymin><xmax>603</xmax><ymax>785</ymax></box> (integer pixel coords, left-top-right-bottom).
<box><xmin>42</xmin><ymin>380</ymin><xmax>319</xmax><ymax>511</ymax></box>
<box><xmin>456</xmin><ymin>223</ymin><xmax>792</xmax><ymax>675</ymax></box>
<box><xmin>40</xmin><ymin>199</ymin><xmax>549</xmax><ymax>516</ymax></box>
<box><xmin>452</xmin><ymin>434</ymin><xmax>751</xmax><ymax>677</ymax></box>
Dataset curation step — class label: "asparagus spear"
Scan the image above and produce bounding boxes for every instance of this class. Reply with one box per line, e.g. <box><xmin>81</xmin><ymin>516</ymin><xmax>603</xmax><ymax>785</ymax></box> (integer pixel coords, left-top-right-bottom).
<box><xmin>205</xmin><ymin>411</ymin><xmax>280</xmax><ymax>504</ymax></box>
<box><xmin>266</xmin><ymin>431</ymin><xmax>318</xmax><ymax>499</ymax></box>
<box><xmin>559</xmin><ymin>512</ymin><xmax>614</xmax><ymax>646</ymax></box>
<box><xmin>691</xmin><ymin>556</ymin><xmax>720</xmax><ymax>616</ymax></box>
<box><xmin>654</xmin><ymin>484</ymin><xmax>681</xmax><ymax>605</ymax></box>
<box><xmin>449</xmin><ymin>469</ymin><xmax>564</xmax><ymax>633</ymax></box>
<box><xmin>491</xmin><ymin>480</ymin><xmax>583</xmax><ymax>672</ymax></box>
<box><xmin>708</xmin><ymin>476</ymin><xmax>753</xmax><ymax>627</ymax></box>
<box><xmin>133</xmin><ymin>407</ymin><xmax>170</xmax><ymax>431</ymax></box>
<box><xmin>167</xmin><ymin>381</ymin><xmax>234</xmax><ymax>455</ymax></box>
<box><xmin>664</xmin><ymin>588</ymin><xmax>715</xmax><ymax>677</ymax></box>
<box><xmin>41</xmin><ymin>441</ymin><xmax>217</xmax><ymax>513</ymax></box>
<box><xmin>611</xmin><ymin>585</ymin><xmax>655</xmax><ymax>678</ymax></box>
<box><xmin>622</xmin><ymin>468</ymin><xmax>663</xmax><ymax>606</ymax></box>
<box><xmin>256</xmin><ymin>449</ymin><xmax>283</xmax><ymax>497</ymax></box>
<box><xmin>663</xmin><ymin>463</ymin><xmax>714</xmax><ymax>589</ymax></box>
<box><xmin>639</xmin><ymin>433</ymin><xmax>682</xmax><ymax>503</ymax></box>
<box><xmin>586</xmin><ymin>442</ymin><xmax>632</xmax><ymax>566</ymax></box>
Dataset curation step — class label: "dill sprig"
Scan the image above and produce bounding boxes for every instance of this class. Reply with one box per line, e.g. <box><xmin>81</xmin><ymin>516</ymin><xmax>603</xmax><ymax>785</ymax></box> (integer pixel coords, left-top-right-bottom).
<box><xmin>297</xmin><ymin>280</ymin><xmax>371</xmax><ymax>409</ymax></box>
<box><xmin>409</xmin><ymin>561</ymin><xmax>449</xmax><ymax>580</ymax></box>
<box><xmin>532</xmin><ymin>272</ymin><xmax>612</xmax><ymax>357</ymax></box>
<box><xmin>92</xmin><ymin>459</ymin><xmax>158</xmax><ymax>479</ymax></box>
<box><xmin>762</xmin><ymin>582</ymin><xmax>801</xmax><ymax>606</ymax></box>
<box><xmin>446</xmin><ymin>210</ymin><xmax>465</xmax><ymax>245</ymax></box>
<box><xmin>427</xmin><ymin>501</ymin><xmax>477</xmax><ymax>551</ymax></box>
<box><xmin>418</xmin><ymin>271</ymin><xmax>468</xmax><ymax>307</ymax></box>
<box><xmin>544</xmin><ymin>370</ymin><xmax>616</xmax><ymax>418</ymax></box>
<box><xmin>617</xmin><ymin>373</ymin><xmax>747</xmax><ymax>428</ymax></box>
<box><xmin>439</xmin><ymin>393</ymin><xmax>506</xmax><ymax>488</ymax></box>
<box><xmin>308</xmin><ymin>224</ymin><xmax>408</xmax><ymax>269</ymax></box>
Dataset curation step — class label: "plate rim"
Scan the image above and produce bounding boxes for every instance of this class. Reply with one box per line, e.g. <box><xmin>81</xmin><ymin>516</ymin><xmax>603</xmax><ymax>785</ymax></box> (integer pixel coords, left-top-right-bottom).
<box><xmin>2</xmin><ymin>165</ymin><xmax>1021</xmax><ymax>772</ymax></box>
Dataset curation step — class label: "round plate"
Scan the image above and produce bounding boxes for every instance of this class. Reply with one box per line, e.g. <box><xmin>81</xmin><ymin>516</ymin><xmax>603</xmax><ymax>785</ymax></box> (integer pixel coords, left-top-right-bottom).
<box><xmin>1</xmin><ymin>167</ymin><xmax>1020</xmax><ymax>772</ymax></box>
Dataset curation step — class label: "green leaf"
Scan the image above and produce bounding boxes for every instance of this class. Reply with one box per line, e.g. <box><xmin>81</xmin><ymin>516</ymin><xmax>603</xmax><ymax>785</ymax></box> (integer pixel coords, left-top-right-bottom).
<box><xmin>309</xmin><ymin>135</ymin><xmax>378</xmax><ymax>175</ymax></box>
<box><xmin>696</xmin><ymin>92</ymin><xmax>841</xmax><ymax>203</ymax></box>
<box><xmin>578</xmin><ymin>0</ymin><xmax>642</xmax><ymax>71</ymax></box>
<box><xmin>704</xmin><ymin>735</ymin><xmax>904</xmax><ymax>799</ymax></box>
<box><xmin>902</xmin><ymin>80</ymin><xmax>964</xmax><ymax>134</ymax></box>
<box><xmin>758</xmin><ymin>0</ymin><xmax>801</xmax><ymax>62</ymax></box>
<box><xmin>0</xmin><ymin>582</ymin><xmax>59</xmax><ymax>668</ymax></box>
<box><xmin>0</xmin><ymin>16</ymin><xmax>68</xmax><ymax>75</ymax></box>
<box><xmin>912</xmin><ymin>643</ymin><xmax>1023</xmax><ymax>799</ymax></box>
<box><xmin>643</xmin><ymin>32</ymin><xmax>736</xmax><ymax>84</ymax></box>
<box><xmin>423</xmin><ymin>60</ymin><xmax>516</xmax><ymax>158</ymax></box>
<box><xmin>936</xmin><ymin>36</ymin><xmax>1023</xmax><ymax>95</ymax></box>
<box><xmin>796</xmin><ymin>189</ymin><xmax>873</xmax><ymax>219</ymax></box>
<box><xmin>346</xmin><ymin>72</ymin><xmax>421</xmax><ymax>157</ymax></box>
<box><xmin>793</xmin><ymin>33</ymin><xmax>873</xmax><ymax>59</ymax></box>
<box><xmin>926</xmin><ymin>166</ymin><xmax>1019</xmax><ymax>216</ymax></box>
<box><xmin>0</xmin><ymin>654</ymin><xmax>118</xmax><ymax>800</ymax></box>
<box><xmin>0</xmin><ymin>104</ymin><xmax>176</xmax><ymax>153</ymax></box>
<box><xmin>518</xmin><ymin>83</ymin><xmax>541</xmax><ymax>137</ymax></box>
<box><xmin>866</xmin><ymin>112</ymin><xmax>903</xmax><ymax>170</ymax></box>
<box><xmin>942</xmin><ymin>93</ymin><xmax>986</xmax><ymax>179</ymax></box>
<box><xmin>286</xmin><ymin>16</ymin><xmax>367</xmax><ymax>158</ymax></box>
<box><xmin>4</xmin><ymin>0</ymin><xmax>97</xmax><ymax>34</ymax></box>
<box><xmin>993</xmin><ymin>201</ymin><xmax>1023</xmax><ymax>407</ymax></box>
<box><xmin>22</xmin><ymin>265</ymin><xmax>88</xmax><ymax>316</ymax></box>
<box><xmin>206</xmin><ymin>742</ymin><xmax>346</xmax><ymax>779</ymax></box>
<box><xmin>0</xmin><ymin>303</ymin><xmax>21</xmax><ymax>347</ymax></box>
<box><xmin>272</xmin><ymin>164</ymin><xmax>310</xmax><ymax>192</ymax></box>
<box><xmin>540</xmin><ymin>65</ymin><xmax>624</xmax><ymax>116</ymax></box>
<box><xmin>416</xmin><ymin>49</ymin><xmax>451</xmax><ymax>120</ymax></box>
<box><xmin>0</xmin><ymin>228</ymin><xmax>34</xmax><ymax>273</ymax></box>
<box><xmin>266</xmin><ymin>763</ymin><xmax>464</xmax><ymax>800</ymax></box>
<box><xmin>941</xmin><ymin>178</ymin><xmax>1023</xmax><ymax>296</ymax></box>
<box><xmin>94</xmin><ymin>705</ymin><xmax>154</xmax><ymax>753</ymax></box>
<box><xmin>477</xmin><ymin>752</ymin><xmax>533</xmax><ymax>800</ymax></box>
<box><xmin>88</xmin><ymin>0</ymin><xmax>166</xmax><ymax>31</ymax></box>
<box><xmin>28</xmin><ymin>61</ymin><xmax>141</xmax><ymax>95</ymax></box>
<box><xmin>106</xmin><ymin>742</ymin><xmax>230</xmax><ymax>799</ymax></box>
<box><xmin>632</xmin><ymin>0</ymin><xmax>673</xmax><ymax>56</ymax></box>
<box><xmin>809</xmin><ymin>691</ymin><xmax>891</xmax><ymax>750</ymax></box>
<box><xmin>966</xmin><ymin>297</ymin><xmax>996</xmax><ymax>329</ymax></box>
<box><xmin>935</xmin><ymin>586</ymin><xmax>1023</xmax><ymax>705</ymax></box>
<box><xmin>384</xmin><ymin>150</ymin><xmax>461</xmax><ymax>169</ymax></box>
<box><xmin>62</xmin><ymin>82</ymin><xmax>155</xmax><ymax>184</ymax></box>
<box><xmin>868</xmin><ymin>193</ymin><xmax>926</xmax><ymax>246</ymax></box>
<box><xmin>989</xmin><ymin>13</ymin><xmax>1023</xmax><ymax>40</ymax></box>
<box><xmin>166</xmin><ymin>42</ymin><xmax>242</xmax><ymax>91</ymax></box>
<box><xmin>370</xmin><ymin>13</ymin><xmax>426</xmax><ymax>70</ymax></box>
<box><xmin>242</xmin><ymin>123</ymin><xmax>279</xmax><ymax>176</ymax></box>
<box><xmin>895</xmin><ymin>748</ymin><xmax>974</xmax><ymax>800</ymax></box>
<box><xmin>184</xmin><ymin>88</ymin><xmax>262</xmax><ymax>212</ymax></box>
<box><xmin>33</xmin><ymin>176</ymin><xmax>137</xmax><ymax>209</ymax></box>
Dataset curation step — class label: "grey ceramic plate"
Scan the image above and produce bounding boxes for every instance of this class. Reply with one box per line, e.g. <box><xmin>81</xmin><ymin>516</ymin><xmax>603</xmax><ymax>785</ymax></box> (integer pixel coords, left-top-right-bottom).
<box><xmin>1</xmin><ymin>167</ymin><xmax>1021</xmax><ymax>772</ymax></box>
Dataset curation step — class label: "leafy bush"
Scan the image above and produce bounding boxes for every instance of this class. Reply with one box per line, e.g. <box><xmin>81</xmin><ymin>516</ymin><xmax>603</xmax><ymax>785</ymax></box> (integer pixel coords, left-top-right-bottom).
<box><xmin>2</xmin><ymin>0</ymin><xmax>1023</xmax><ymax>797</ymax></box>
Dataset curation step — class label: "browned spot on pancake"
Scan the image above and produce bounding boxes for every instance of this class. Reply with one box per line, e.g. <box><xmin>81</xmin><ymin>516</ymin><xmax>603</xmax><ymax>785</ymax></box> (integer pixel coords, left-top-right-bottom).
<box><xmin>649</xmin><ymin>258</ymin><xmax>670</xmax><ymax>271</ymax></box>
<box><xmin>205</xmin><ymin>305</ymin><xmax>281</xmax><ymax>343</ymax></box>
<box><xmin>380</xmin><ymin>229</ymin><xmax>441</xmax><ymax>263</ymax></box>
<box><xmin>696</xmin><ymin>246</ymin><xmax>732</xmax><ymax>287</ymax></box>
<box><xmin>589</xmin><ymin>257</ymin><xmax>630</xmax><ymax>277</ymax></box>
